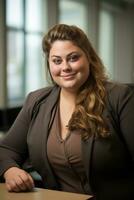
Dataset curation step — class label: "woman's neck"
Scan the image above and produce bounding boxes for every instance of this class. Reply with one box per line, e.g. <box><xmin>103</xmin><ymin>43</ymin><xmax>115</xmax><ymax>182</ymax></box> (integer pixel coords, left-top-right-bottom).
<box><xmin>60</xmin><ymin>88</ymin><xmax>77</xmax><ymax>105</ymax></box>
<box><xmin>59</xmin><ymin>89</ymin><xmax>76</xmax><ymax>139</ymax></box>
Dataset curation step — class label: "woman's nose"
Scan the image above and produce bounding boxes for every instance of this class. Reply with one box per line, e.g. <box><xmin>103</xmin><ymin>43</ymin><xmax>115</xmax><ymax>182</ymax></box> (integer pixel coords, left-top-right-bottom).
<box><xmin>62</xmin><ymin>61</ymin><xmax>71</xmax><ymax>71</ymax></box>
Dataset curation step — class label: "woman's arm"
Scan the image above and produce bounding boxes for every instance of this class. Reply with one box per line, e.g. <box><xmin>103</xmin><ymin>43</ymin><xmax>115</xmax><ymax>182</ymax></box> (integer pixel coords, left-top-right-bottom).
<box><xmin>118</xmin><ymin>85</ymin><xmax>134</xmax><ymax>161</ymax></box>
<box><xmin>109</xmin><ymin>84</ymin><xmax>134</xmax><ymax>161</ymax></box>
<box><xmin>0</xmin><ymin>92</ymin><xmax>36</xmax><ymax>191</ymax></box>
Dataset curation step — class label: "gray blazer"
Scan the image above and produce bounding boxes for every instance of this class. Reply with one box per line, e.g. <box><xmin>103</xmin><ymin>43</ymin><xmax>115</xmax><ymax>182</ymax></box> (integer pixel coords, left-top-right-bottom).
<box><xmin>0</xmin><ymin>82</ymin><xmax>134</xmax><ymax>199</ymax></box>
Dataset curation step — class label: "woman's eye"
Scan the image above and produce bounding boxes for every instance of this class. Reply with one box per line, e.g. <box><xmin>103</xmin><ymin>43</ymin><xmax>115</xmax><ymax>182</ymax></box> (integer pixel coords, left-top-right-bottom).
<box><xmin>53</xmin><ymin>58</ymin><xmax>62</xmax><ymax>65</ymax></box>
<box><xmin>69</xmin><ymin>54</ymin><xmax>80</xmax><ymax>62</ymax></box>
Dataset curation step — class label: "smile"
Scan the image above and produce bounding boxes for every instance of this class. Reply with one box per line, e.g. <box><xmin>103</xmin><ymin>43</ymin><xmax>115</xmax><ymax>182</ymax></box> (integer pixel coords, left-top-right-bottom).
<box><xmin>60</xmin><ymin>73</ymin><xmax>76</xmax><ymax>78</ymax></box>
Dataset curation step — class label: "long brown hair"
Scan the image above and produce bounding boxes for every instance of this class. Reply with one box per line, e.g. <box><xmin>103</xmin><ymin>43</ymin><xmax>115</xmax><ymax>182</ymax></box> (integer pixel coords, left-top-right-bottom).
<box><xmin>42</xmin><ymin>24</ymin><xmax>109</xmax><ymax>139</ymax></box>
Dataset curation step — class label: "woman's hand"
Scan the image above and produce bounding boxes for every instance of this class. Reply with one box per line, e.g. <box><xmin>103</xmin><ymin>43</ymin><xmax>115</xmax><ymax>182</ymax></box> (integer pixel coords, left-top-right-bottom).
<box><xmin>4</xmin><ymin>167</ymin><xmax>35</xmax><ymax>192</ymax></box>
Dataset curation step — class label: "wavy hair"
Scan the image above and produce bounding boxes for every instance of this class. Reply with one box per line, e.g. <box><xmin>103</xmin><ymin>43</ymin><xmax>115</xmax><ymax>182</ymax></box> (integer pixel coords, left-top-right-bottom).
<box><xmin>42</xmin><ymin>24</ymin><xmax>109</xmax><ymax>139</ymax></box>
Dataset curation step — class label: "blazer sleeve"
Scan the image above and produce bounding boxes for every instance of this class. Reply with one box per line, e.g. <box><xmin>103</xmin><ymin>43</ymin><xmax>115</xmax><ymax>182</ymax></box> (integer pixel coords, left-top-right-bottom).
<box><xmin>0</xmin><ymin>92</ymin><xmax>37</xmax><ymax>177</ymax></box>
<box><xmin>109</xmin><ymin>84</ymin><xmax>134</xmax><ymax>162</ymax></box>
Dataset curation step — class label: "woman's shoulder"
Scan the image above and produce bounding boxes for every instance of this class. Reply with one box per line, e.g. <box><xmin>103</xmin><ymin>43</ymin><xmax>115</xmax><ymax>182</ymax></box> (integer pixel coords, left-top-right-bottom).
<box><xmin>105</xmin><ymin>81</ymin><xmax>134</xmax><ymax>96</ymax></box>
<box><xmin>104</xmin><ymin>81</ymin><xmax>134</xmax><ymax>109</ymax></box>
<box><xmin>23</xmin><ymin>85</ymin><xmax>60</xmax><ymax>107</ymax></box>
<box><xmin>28</xmin><ymin>86</ymin><xmax>55</xmax><ymax>97</ymax></box>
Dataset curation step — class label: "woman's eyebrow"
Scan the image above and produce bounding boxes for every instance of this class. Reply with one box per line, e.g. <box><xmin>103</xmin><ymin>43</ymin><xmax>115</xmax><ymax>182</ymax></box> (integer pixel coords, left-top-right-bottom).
<box><xmin>51</xmin><ymin>55</ymin><xmax>61</xmax><ymax>58</ymax></box>
<box><xmin>50</xmin><ymin>51</ymin><xmax>80</xmax><ymax>58</ymax></box>
<box><xmin>67</xmin><ymin>51</ymin><xmax>81</xmax><ymax>57</ymax></box>
<box><xmin>68</xmin><ymin>51</ymin><xmax>78</xmax><ymax>56</ymax></box>
<box><xmin>67</xmin><ymin>51</ymin><xmax>81</xmax><ymax>58</ymax></box>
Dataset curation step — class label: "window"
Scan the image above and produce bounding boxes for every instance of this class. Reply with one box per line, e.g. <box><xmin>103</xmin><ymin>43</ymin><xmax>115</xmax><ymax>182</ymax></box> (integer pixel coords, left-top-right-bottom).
<box><xmin>59</xmin><ymin>0</ymin><xmax>88</xmax><ymax>33</ymax></box>
<box><xmin>98</xmin><ymin>7</ymin><xmax>115</xmax><ymax>78</ymax></box>
<box><xmin>6</xmin><ymin>0</ymin><xmax>47</xmax><ymax>107</ymax></box>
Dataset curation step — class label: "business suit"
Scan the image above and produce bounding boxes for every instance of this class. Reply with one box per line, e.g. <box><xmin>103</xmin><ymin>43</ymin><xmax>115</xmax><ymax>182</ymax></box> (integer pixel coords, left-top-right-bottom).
<box><xmin>0</xmin><ymin>82</ymin><xmax>134</xmax><ymax>199</ymax></box>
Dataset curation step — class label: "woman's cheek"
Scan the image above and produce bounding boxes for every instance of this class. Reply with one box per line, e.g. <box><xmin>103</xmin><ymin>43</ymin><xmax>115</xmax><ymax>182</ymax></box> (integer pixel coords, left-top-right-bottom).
<box><xmin>49</xmin><ymin>65</ymin><xmax>60</xmax><ymax>76</ymax></box>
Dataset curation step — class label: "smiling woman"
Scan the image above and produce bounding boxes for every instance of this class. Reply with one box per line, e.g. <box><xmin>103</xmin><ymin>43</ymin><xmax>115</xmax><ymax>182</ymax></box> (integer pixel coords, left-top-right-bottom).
<box><xmin>42</xmin><ymin>24</ymin><xmax>109</xmax><ymax>142</ymax></box>
<box><xmin>48</xmin><ymin>40</ymin><xmax>90</xmax><ymax>93</ymax></box>
<box><xmin>0</xmin><ymin>24</ymin><xmax>134</xmax><ymax>200</ymax></box>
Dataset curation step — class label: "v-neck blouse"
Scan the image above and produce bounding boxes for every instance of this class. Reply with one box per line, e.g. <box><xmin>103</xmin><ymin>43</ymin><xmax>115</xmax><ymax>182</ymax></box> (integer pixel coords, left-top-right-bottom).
<box><xmin>47</xmin><ymin>105</ymin><xmax>90</xmax><ymax>194</ymax></box>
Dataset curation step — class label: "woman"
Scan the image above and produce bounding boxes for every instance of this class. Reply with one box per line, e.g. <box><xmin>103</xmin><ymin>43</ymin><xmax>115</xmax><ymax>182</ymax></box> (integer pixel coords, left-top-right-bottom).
<box><xmin>0</xmin><ymin>24</ymin><xmax>134</xmax><ymax>200</ymax></box>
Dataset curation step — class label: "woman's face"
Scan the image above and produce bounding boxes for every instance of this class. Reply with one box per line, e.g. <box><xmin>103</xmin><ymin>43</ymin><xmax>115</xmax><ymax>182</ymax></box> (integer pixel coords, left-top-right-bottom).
<box><xmin>48</xmin><ymin>40</ymin><xmax>90</xmax><ymax>93</ymax></box>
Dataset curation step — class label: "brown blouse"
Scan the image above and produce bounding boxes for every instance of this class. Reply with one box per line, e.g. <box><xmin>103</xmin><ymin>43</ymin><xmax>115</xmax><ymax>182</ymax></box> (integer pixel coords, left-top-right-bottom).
<box><xmin>47</xmin><ymin>105</ymin><xmax>90</xmax><ymax>194</ymax></box>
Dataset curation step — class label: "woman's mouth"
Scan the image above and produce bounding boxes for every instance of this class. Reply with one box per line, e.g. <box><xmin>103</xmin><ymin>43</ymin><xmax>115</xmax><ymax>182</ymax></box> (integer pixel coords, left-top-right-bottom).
<box><xmin>60</xmin><ymin>73</ymin><xmax>76</xmax><ymax>79</ymax></box>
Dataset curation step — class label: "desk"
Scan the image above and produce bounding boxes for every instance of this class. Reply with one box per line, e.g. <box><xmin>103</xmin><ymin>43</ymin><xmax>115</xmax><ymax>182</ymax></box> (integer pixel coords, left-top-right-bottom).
<box><xmin>0</xmin><ymin>183</ymin><xmax>93</xmax><ymax>200</ymax></box>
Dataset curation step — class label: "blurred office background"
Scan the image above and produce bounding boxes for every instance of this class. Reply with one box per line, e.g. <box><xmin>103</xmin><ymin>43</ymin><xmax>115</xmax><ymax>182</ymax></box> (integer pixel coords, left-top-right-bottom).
<box><xmin>0</xmin><ymin>0</ymin><xmax>134</xmax><ymax>133</ymax></box>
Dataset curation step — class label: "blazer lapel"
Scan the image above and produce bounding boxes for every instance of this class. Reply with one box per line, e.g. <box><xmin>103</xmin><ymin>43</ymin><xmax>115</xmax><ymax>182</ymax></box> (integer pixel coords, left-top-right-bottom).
<box><xmin>28</xmin><ymin>86</ymin><xmax>60</xmax><ymax>188</ymax></box>
<box><xmin>82</xmin><ymin>134</ymin><xmax>95</xmax><ymax>193</ymax></box>
<box><xmin>40</xmin><ymin>87</ymin><xmax>60</xmax><ymax>187</ymax></box>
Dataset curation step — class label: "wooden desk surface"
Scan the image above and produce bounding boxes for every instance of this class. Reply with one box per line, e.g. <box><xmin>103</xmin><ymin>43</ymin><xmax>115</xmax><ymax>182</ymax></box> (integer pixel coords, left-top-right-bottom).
<box><xmin>0</xmin><ymin>183</ymin><xmax>93</xmax><ymax>200</ymax></box>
